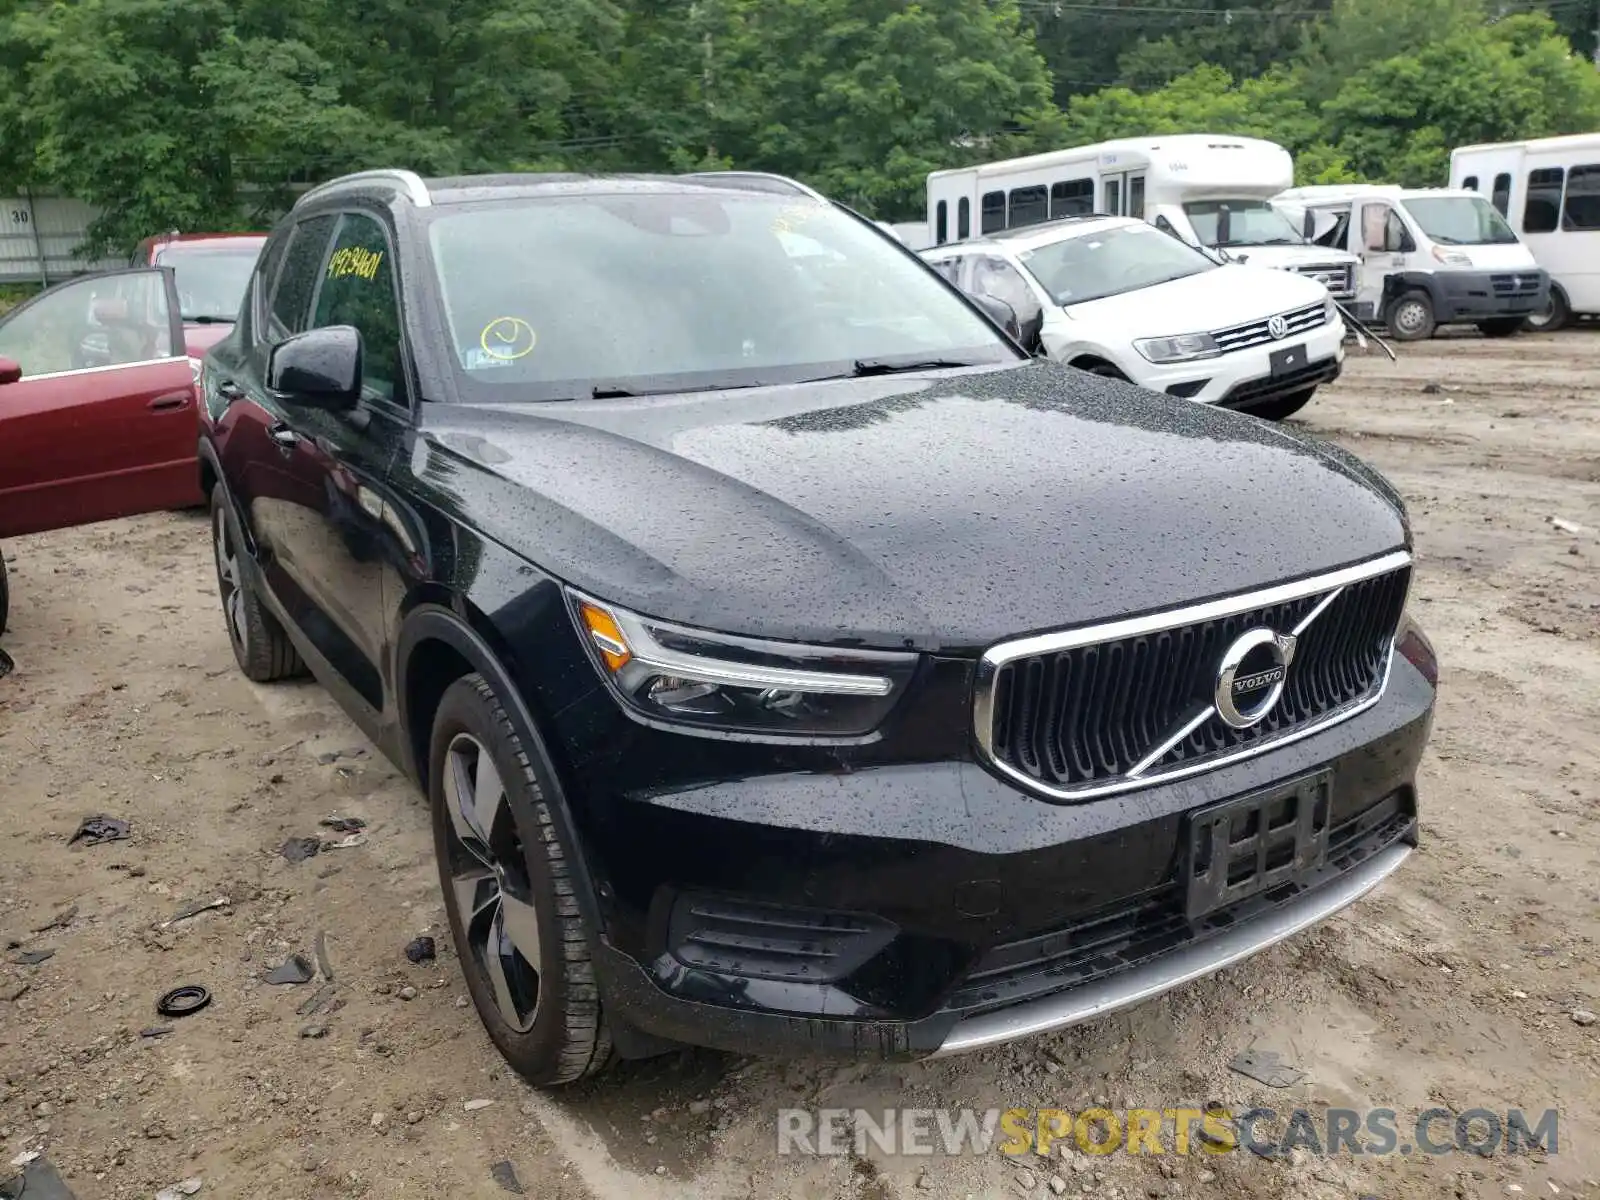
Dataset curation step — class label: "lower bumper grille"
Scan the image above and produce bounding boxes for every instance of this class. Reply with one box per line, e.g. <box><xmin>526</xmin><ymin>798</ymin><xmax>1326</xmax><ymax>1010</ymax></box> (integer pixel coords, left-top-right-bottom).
<box><xmin>1219</xmin><ymin>356</ymin><xmax>1341</xmax><ymax>409</ymax></box>
<box><xmin>976</xmin><ymin>553</ymin><xmax>1412</xmax><ymax>800</ymax></box>
<box><xmin>1491</xmin><ymin>272</ymin><xmax>1544</xmax><ymax>297</ymax></box>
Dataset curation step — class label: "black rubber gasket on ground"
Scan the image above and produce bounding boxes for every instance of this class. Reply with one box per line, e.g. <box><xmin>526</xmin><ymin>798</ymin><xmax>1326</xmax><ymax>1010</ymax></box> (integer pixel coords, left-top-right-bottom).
<box><xmin>156</xmin><ymin>985</ymin><xmax>212</xmax><ymax>1018</ymax></box>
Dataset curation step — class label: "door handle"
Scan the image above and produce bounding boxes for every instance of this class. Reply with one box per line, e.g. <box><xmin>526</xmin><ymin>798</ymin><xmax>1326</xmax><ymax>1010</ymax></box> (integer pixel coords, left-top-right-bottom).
<box><xmin>266</xmin><ymin>421</ymin><xmax>299</xmax><ymax>451</ymax></box>
<box><xmin>147</xmin><ymin>391</ymin><xmax>190</xmax><ymax>412</ymax></box>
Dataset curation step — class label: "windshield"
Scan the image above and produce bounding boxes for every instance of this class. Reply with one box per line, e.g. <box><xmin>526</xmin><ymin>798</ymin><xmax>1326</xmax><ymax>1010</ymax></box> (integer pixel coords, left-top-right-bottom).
<box><xmin>1013</xmin><ymin>222</ymin><xmax>1217</xmax><ymax>306</ymax></box>
<box><xmin>1182</xmin><ymin>199</ymin><xmax>1303</xmax><ymax>247</ymax></box>
<box><xmin>423</xmin><ymin>191</ymin><xmax>1014</xmax><ymax>400</ymax></box>
<box><xmin>1401</xmin><ymin>196</ymin><xmax>1520</xmax><ymax>246</ymax></box>
<box><xmin>154</xmin><ymin>243</ymin><xmax>264</xmax><ymax>322</ymax></box>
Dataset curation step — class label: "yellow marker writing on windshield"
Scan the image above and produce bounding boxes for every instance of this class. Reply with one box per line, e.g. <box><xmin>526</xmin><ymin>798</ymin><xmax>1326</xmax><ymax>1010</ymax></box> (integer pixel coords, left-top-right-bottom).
<box><xmin>479</xmin><ymin>316</ymin><xmax>537</xmax><ymax>361</ymax></box>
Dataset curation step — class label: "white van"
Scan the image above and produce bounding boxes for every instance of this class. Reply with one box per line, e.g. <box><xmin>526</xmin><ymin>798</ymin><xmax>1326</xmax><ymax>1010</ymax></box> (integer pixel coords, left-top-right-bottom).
<box><xmin>922</xmin><ymin>134</ymin><xmax>1360</xmax><ymax>300</ymax></box>
<box><xmin>1272</xmin><ymin>184</ymin><xmax>1548</xmax><ymax>340</ymax></box>
<box><xmin>921</xmin><ymin>214</ymin><xmax>1345</xmax><ymax>421</ymax></box>
<box><xmin>1449</xmin><ymin>133</ymin><xmax>1600</xmax><ymax>329</ymax></box>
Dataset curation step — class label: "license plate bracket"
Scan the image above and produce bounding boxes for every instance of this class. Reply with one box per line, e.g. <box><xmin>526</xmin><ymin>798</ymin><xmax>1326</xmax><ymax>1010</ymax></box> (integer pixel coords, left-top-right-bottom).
<box><xmin>1269</xmin><ymin>343</ymin><xmax>1308</xmax><ymax>377</ymax></box>
<box><xmin>1184</xmin><ymin>771</ymin><xmax>1331</xmax><ymax>923</ymax></box>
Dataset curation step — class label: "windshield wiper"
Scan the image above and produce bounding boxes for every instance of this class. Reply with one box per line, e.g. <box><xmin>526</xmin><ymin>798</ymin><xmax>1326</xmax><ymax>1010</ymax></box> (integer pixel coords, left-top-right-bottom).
<box><xmin>849</xmin><ymin>356</ymin><xmax>987</xmax><ymax>376</ymax></box>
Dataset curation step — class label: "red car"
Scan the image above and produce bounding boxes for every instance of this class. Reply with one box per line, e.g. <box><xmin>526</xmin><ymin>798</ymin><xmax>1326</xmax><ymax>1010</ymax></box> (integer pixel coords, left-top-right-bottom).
<box><xmin>131</xmin><ymin>232</ymin><xmax>269</xmax><ymax>358</ymax></box>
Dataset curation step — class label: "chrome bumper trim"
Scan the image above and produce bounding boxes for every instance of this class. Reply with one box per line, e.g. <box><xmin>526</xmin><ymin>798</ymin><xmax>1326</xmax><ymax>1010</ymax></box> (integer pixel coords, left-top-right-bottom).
<box><xmin>931</xmin><ymin>841</ymin><xmax>1411</xmax><ymax>1058</ymax></box>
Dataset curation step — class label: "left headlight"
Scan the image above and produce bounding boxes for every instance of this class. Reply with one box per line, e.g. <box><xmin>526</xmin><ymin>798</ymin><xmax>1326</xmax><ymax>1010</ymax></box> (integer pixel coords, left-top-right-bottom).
<box><xmin>1133</xmin><ymin>332</ymin><xmax>1220</xmax><ymax>363</ymax></box>
<box><xmin>567</xmin><ymin>591</ymin><xmax>920</xmax><ymax>740</ymax></box>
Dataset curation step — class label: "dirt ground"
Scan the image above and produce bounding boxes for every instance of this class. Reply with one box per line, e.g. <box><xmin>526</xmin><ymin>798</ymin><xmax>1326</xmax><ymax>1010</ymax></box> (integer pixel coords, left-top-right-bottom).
<box><xmin>1</xmin><ymin>331</ymin><xmax>1597</xmax><ymax>1200</ymax></box>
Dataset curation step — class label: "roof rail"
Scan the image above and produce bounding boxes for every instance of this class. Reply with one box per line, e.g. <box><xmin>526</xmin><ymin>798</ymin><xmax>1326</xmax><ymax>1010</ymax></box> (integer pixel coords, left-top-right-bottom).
<box><xmin>294</xmin><ymin>169</ymin><xmax>432</xmax><ymax>211</ymax></box>
<box><xmin>683</xmin><ymin>171</ymin><xmax>827</xmax><ymax>201</ymax></box>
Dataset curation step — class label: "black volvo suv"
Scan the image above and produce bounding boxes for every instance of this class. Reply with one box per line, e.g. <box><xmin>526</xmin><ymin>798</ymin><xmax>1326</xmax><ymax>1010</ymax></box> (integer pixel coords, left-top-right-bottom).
<box><xmin>198</xmin><ymin>169</ymin><xmax>1437</xmax><ymax>1086</ymax></box>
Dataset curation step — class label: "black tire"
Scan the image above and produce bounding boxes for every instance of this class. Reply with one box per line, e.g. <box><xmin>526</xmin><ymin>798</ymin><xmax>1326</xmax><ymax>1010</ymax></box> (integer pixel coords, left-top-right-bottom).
<box><xmin>0</xmin><ymin>548</ymin><xmax>9</xmax><ymax>638</ymax></box>
<box><xmin>1524</xmin><ymin>288</ymin><xmax>1569</xmax><ymax>333</ymax></box>
<box><xmin>1385</xmin><ymin>290</ymin><xmax>1436</xmax><ymax>341</ymax></box>
<box><xmin>428</xmin><ymin>673</ymin><xmax>612</xmax><ymax>1087</ymax></box>
<box><xmin>1242</xmin><ymin>387</ymin><xmax>1317</xmax><ymax>421</ymax></box>
<box><xmin>1078</xmin><ymin>360</ymin><xmax>1129</xmax><ymax>382</ymax></box>
<box><xmin>1476</xmin><ymin>318</ymin><xmax>1523</xmax><ymax>338</ymax></box>
<box><xmin>209</xmin><ymin>483</ymin><xmax>303</xmax><ymax>682</ymax></box>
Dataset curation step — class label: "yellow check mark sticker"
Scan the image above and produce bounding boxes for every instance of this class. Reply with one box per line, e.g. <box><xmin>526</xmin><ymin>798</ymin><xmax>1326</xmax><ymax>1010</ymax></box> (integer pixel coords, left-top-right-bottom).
<box><xmin>479</xmin><ymin>316</ymin><xmax>537</xmax><ymax>361</ymax></box>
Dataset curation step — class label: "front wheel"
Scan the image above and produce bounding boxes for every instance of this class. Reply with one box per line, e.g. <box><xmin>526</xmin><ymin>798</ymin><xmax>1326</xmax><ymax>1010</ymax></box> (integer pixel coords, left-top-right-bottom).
<box><xmin>1385</xmin><ymin>290</ymin><xmax>1436</xmax><ymax>342</ymax></box>
<box><xmin>1524</xmin><ymin>288</ymin><xmax>1569</xmax><ymax>333</ymax></box>
<box><xmin>429</xmin><ymin>673</ymin><xmax>613</xmax><ymax>1087</ymax></box>
<box><xmin>0</xmin><ymin>549</ymin><xmax>9</xmax><ymax>637</ymax></box>
<box><xmin>1477</xmin><ymin>318</ymin><xmax>1523</xmax><ymax>338</ymax></box>
<box><xmin>1242</xmin><ymin>387</ymin><xmax>1317</xmax><ymax>422</ymax></box>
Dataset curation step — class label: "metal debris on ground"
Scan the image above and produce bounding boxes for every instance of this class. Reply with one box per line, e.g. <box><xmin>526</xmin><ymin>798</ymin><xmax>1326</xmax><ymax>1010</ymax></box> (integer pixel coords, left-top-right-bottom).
<box><xmin>280</xmin><ymin>836</ymin><xmax>321</xmax><ymax>864</ymax></box>
<box><xmin>325</xmin><ymin>832</ymin><xmax>367</xmax><ymax>850</ymax></box>
<box><xmin>1229</xmin><ymin>1048</ymin><xmax>1306</xmax><ymax>1088</ymax></box>
<box><xmin>464</xmin><ymin>1099</ymin><xmax>495</xmax><ymax>1112</ymax></box>
<box><xmin>139</xmin><ymin>1026</ymin><xmax>174</xmax><ymax>1039</ymax></box>
<box><xmin>489</xmin><ymin>1161</ymin><xmax>525</xmax><ymax>1195</ymax></box>
<box><xmin>158</xmin><ymin>897</ymin><xmax>229</xmax><ymax>929</ymax></box>
<box><xmin>33</xmin><ymin>904</ymin><xmax>77</xmax><ymax>932</ymax></box>
<box><xmin>296</xmin><ymin>981</ymin><xmax>338</xmax><ymax>1017</ymax></box>
<box><xmin>154</xmin><ymin>1179</ymin><xmax>203</xmax><ymax>1200</ymax></box>
<box><xmin>156</xmin><ymin>985</ymin><xmax>212</xmax><ymax>1019</ymax></box>
<box><xmin>318</xmin><ymin>815</ymin><xmax>366</xmax><ymax>834</ymax></box>
<box><xmin>263</xmin><ymin>954</ymin><xmax>315</xmax><ymax>986</ymax></box>
<box><xmin>404</xmin><ymin>936</ymin><xmax>436</xmax><ymax>964</ymax></box>
<box><xmin>1550</xmin><ymin>516</ymin><xmax>1587</xmax><ymax>535</ymax></box>
<box><xmin>69</xmin><ymin>815</ymin><xmax>131</xmax><ymax>846</ymax></box>
<box><xmin>11</xmin><ymin>949</ymin><xmax>55</xmax><ymax>967</ymax></box>
<box><xmin>314</xmin><ymin>930</ymin><xmax>334</xmax><ymax>981</ymax></box>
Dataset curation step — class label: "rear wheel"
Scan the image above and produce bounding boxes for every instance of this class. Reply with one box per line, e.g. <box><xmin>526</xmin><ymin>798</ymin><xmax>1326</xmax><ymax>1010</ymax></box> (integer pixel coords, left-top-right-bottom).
<box><xmin>1242</xmin><ymin>387</ymin><xmax>1317</xmax><ymax>422</ymax></box>
<box><xmin>1385</xmin><ymin>290</ymin><xmax>1436</xmax><ymax>342</ymax></box>
<box><xmin>210</xmin><ymin>484</ymin><xmax>303</xmax><ymax>682</ymax></box>
<box><xmin>429</xmin><ymin>673</ymin><xmax>613</xmax><ymax>1087</ymax></box>
<box><xmin>0</xmin><ymin>549</ymin><xmax>9</xmax><ymax>637</ymax></box>
<box><xmin>1524</xmin><ymin>288</ymin><xmax>1569</xmax><ymax>333</ymax></box>
<box><xmin>1476</xmin><ymin>318</ymin><xmax>1523</xmax><ymax>338</ymax></box>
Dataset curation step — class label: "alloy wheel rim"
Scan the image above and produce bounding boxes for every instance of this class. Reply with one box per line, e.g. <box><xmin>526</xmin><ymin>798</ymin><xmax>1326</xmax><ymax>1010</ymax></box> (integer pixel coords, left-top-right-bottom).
<box><xmin>214</xmin><ymin>509</ymin><xmax>247</xmax><ymax>654</ymax></box>
<box><xmin>442</xmin><ymin>732</ymin><xmax>542</xmax><ymax>1033</ymax></box>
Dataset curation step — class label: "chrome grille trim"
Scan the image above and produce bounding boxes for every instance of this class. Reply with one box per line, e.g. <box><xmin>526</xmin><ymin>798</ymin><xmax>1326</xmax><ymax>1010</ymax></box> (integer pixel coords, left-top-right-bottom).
<box><xmin>1291</xmin><ymin>262</ymin><xmax>1356</xmax><ymax>299</ymax></box>
<box><xmin>1210</xmin><ymin>301</ymin><xmax>1328</xmax><ymax>352</ymax></box>
<box><xmin>972</xmin><ymin>549</ymin><xmax>1414</xmax><ymax>802</ymax></box>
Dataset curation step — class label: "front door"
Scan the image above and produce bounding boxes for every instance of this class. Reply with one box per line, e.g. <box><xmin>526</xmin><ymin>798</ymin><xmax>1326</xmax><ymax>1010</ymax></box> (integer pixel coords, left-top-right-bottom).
<box><xmin>1352</xmin><ymin>201</ymin><xmax>1408</xmax><ymax>320</ymax></box>
<box><xmin>0</xmin><ymin>268</ymin><xmax>197</xmax><ymax>538</ymax></box>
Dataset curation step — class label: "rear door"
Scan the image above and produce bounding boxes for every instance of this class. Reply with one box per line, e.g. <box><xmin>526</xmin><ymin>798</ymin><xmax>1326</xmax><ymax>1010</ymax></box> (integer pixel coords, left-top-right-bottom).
<box><xmin>0</xmin><ymin>268</ymin><xmax>197</xmax><ymax>539</ymax></box>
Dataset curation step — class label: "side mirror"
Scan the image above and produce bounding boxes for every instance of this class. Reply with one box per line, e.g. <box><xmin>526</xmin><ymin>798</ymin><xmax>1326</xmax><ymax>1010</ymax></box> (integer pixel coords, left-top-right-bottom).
<box><xmin>268</xmin><ymin>326</ymin><xmax>361</xmax><ymax>411</ymax></box>
<box><xmin>972</xmin><ymin>293</ymin><xmax>1021</xmax><ymax>342</ymax></box>
<box><xmin>0</xmin><ymin>356</ymin><xmax>20</xmax><ymax>385</ymax></box>
<box><xmin>1015</xmin><ymin>305</ymin><xmax>1045</xmax><ymax>356</ymax></box>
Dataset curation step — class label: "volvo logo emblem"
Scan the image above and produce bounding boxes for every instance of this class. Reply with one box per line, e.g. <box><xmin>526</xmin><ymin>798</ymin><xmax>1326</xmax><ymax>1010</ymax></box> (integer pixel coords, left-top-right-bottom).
<box><xmin>1267</xmin><ymin>315</ymin><xmax>1288</xmax><ymax>340</ymax></box>
<box><xmin>1215</xmin><ymin>628</ymin><xmax>1298</xmax><ymax>729</ymax></box>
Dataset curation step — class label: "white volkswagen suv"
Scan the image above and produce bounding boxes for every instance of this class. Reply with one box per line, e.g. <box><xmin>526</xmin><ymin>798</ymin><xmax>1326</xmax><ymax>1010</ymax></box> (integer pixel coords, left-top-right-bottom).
<box><xmin>921</xmin><ymin>215</ymin><xmax>1345</xmax><ymax>421</ymax></box>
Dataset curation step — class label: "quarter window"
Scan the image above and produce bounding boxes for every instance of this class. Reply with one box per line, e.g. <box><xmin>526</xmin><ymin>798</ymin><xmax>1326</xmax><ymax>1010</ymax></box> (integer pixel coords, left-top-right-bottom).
<box><xmin>311</xmin><ymin>213</ymin><xmax>404</xmax><ymax>403</ymax></box>
<box><xmin>1462</xmin><ymin>175</ymin><xmax>1478</xmax><ymax>192</ymax></box>
<box><xmin>1491</xmin><ymin>173</ymin><xmax>1511</xmax><ymax>217</ymax></box>
<box><xmin>1008</xmin><ymin>185</ymin><xmax>1048</xmax><ymax>229</ymax></box>
<box><xmin>267</xmin><ymin>215</ymin><xmax>337</xmax><ymax>342</ymax></box>
<box><xmin>957</xmin><ymin>197</ymin><xmax>971</xmax><ymax>239</ymax></box>
<box><xmin>935</xmin><ymin>200</ymin><xmax>948</xmax><ymax>245</ymax></box>
<box><xmin>1523</xmin><ymin>168</ymin><xmax>1564</xmax><ymax>234</ymax></box>
<box><xmin>1050</xmin><ymin>179</ymin><xmax>1094</xmax><ymax>219</ymax></box>
<box><xmin>980</xmin><ymin>191</ymin><xmax>1005</xmax><ymax>235</ymax></box>
<box><xmin>1562</xmin><ymin>163</ymin><xmax>1600</xmax><ymax>231</ymax></box>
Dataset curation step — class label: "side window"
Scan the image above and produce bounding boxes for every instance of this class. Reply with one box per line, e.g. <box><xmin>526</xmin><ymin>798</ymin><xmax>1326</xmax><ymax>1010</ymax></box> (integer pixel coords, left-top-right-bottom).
<box><xmin>249</xmin><ymin>231</ymin><xmax>292</xmax><ymax>342</ymax></box>
<box><xmin>267</xmin><ymin>215</ymin><xmax>337</xmax><ymax>343</ymax></box>
<box><xmin>924</xmin><ymin>255</ymin><xmax>963</xmax><ymax>285</ymax></box>
<box><xmin>1462</xmin><ymin>175</ymin><xmax>1478</xmax><ymax>192</ymax></box>
<box><xmin>935</xmin><ymin>200</ymin><xmax>948</xmax><ymax>246</ymax></box>
<box><xmin>1491</xmin><ymin>173</ymin><xmax>1511</xmax><ymax>217</ymax></box>
<box><xmin>1050</xmin><ymin>179</ymin><xmax>1094</xmax><ymax>219</ymax></box>
<box><xmin>1384</xmin><ymin>210</ymin><xmax>1409</xmax><ymax>252</ymax></box>
<box><xmin>957</xmin><ymin>197</ymin><xmax>971</xmax><ymax>240</ymax></box>
<box><xmin>1153</xmin><ymin>215</ymin><xmax>1179</xmax><ymax>238</ymax></box>
<box><xmin>1128</xmin><ymin>176</ymin><xmax>1146</xmax><ymax>220</ymax></box>
<box><xmin>311</xmin><ymin>212</ymin><xmax>403</xmax><ymax>404</ymax></box>
<box><xmin>0</xmin><ymin>270</ymin><xmax>174</xmax><ymax>378</ymax></box>
<box><xmin>1523</xmin><ymin>168</ymin><xmax>1564</xmax><ymax>234</ymax></box>
<box><xmin>1008</xmin><ymin>185</ymin><xmax>1048</xmax><ymax>229</ymax></box>
<box><xmin>1562</xmin><ymin>163</ymin><xmax>1600</xmax><ymax>231</ymax></box>
<box><xmin>971</xmin><ymin>255</ymin><xmax>1040</xmax><ymax>322</ymax></box>
<box><xmin>1104</xmin><ymin>179</ymin><xmax>1121</xmax><ymax>217</ymax></box>
<box><xmin>980</xmin><ymin>191</ymin><xmax>1005</xmax><ymax>235</ymax></box>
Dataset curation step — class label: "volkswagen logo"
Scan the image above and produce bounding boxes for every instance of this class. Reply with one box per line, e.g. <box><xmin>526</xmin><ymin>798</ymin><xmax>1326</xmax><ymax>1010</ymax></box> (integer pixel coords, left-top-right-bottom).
<box><xmin>1267</xmin><ymin>315</ymin><xmax>1288</xmax><ymax>340</ymax></box>
<box><xmin>1215</xmin><ymin>628</ymin><xmax>1298</xmax><ymax>729</ymax></box>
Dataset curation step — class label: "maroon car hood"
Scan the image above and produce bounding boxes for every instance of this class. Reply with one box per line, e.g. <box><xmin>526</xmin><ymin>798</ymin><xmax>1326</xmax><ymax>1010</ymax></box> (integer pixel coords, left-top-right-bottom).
<box><xmin>182</xmin><ymin>323</ymin><xmax>233</xmax><ymax>357</ymax></box>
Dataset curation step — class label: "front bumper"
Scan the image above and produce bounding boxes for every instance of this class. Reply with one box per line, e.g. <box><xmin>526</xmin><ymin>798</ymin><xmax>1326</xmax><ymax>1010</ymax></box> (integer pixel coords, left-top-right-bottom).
<box><xmin>560</xmin><ymin>649</ymin><xmax>1435</xmax><ymax>1061</ymax></box>
<box><xmin>1434</xmin><ymin>268</ymin><xmax>1550</xmax><ymax>321</ymax></box>
<box><xmin>1126</xmin><ymin>319</ymin><xmax>1346</xmax><ymax>405</ymax></box>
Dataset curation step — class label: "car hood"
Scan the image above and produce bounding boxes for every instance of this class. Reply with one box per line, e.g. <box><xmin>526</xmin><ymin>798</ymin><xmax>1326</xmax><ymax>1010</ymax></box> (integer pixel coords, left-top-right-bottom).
<box><xmin>1063</xmin><ymin>265</ymin><xmax>1326</xmax><ymax>336</ymax></box>
<box><xmin>182</xmin><ymin>322</ymin><xmax>234</xmax><ymax>357</ymax></box>
<box><xmin>417</xmin><ymin>360</ymin><xmax>1407</xmax><ymax>651</ymax></box>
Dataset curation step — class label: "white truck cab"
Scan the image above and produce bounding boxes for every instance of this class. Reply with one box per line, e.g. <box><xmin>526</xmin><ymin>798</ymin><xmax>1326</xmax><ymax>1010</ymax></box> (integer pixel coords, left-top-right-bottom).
<box><xmin>922</xmin><ymin>134</ymin><xmax>1360</xmax><ymax>301</ymax></box>
<box><xmin>921</xmin><ymin>215</ymin><xmax>1345</xmax><ymax>422</ymax></box>
<box><xmin>1273</xmin><ymin>184</ymin><xmax>1549</xmax><ymax>340</ymax></box>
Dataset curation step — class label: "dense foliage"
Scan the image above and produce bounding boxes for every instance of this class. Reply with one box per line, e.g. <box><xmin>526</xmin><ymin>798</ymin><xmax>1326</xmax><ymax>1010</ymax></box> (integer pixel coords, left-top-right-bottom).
<box><xmin>0</xmin><ymin>0</ymin><xmax>1596</xmax><ymax>251</ymax></box>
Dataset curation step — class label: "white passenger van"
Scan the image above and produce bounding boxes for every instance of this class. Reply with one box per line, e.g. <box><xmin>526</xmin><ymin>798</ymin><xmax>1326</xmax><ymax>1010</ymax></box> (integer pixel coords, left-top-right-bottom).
<box><xmin>1449</xmin><ymin>133</ymin><xmax>1600</xmax><ymax>329</ymax></box>
<box><xmin>1273</xmin><ymin>184</ymin><xmax>1548</xmax><ymax>340</ymax></box>
<box><xmin>921</xmin><ymin>214</ymin><xmax>1344</xmax><ymax>421</ymax></box>
<box><xmin>922</xmin><ymin>134</ymin><xmax>1359</xmax><ymax>300</ymax></box>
